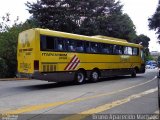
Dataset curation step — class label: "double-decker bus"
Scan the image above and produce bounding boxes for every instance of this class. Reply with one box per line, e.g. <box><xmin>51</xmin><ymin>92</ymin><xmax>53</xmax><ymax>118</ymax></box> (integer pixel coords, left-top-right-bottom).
<box><xmin>17</xmin><ymin>28</ymin><xmax>145</xmax><ymax>84</ymax></box>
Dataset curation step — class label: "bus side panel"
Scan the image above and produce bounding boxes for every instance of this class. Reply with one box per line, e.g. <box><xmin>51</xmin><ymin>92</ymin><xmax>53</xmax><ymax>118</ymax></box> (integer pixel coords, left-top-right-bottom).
<box><xmin>39</xmin><ymin>52</ymin><xmax>142</xmax><ymax>72</ymax></box>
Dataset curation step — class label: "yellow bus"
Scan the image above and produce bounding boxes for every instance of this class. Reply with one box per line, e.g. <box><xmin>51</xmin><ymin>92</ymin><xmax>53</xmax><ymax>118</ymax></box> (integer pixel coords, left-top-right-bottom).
<box><xmin>17</xmin><ymin>28</ymin><xmax>145</xmax><ymax>84</ymax></box>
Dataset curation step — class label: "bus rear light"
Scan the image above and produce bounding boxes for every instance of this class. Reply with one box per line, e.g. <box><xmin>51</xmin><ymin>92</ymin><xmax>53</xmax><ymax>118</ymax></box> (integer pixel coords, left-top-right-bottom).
<box><xmin>34</xmin><ymin>60</ymin><xmax>39</xmax><ymax>70</ymax></box>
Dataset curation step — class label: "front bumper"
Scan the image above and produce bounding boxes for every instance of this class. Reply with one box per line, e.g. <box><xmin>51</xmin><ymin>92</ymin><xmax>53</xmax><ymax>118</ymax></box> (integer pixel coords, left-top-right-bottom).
<box><xmin>138</xmin><ymin>64</ymin><xmax>145</xmax><ymax>73</ymax></box>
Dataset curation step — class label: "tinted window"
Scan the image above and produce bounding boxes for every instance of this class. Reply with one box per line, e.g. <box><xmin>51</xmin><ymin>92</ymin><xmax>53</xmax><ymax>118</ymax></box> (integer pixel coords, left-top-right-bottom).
<box><xmin>75</xmin><ymin>41</ymin><xmax>84</xmax><ymax>52</ymax></box>
<box><xmin>101</xmin><ymin>43</ymin><xmax>110</xmax><ymax>54</ymax></box>
<box><xmin>85</xmin><ymin>41</ymin><xmax>90</xmax><ymax>53</ymax></box>
<box><xmin>90</xmin><ymin>42</ymin><xmax>99</xmax><ymax>53</ymax></box>
<box><xmin>133</xmin><ymin>47</ymin><xmax>139</xmax><ymax>56</ymax></box>
<box><xmin>113</xmin><ymin>45</ymin><xmax>123</xmax><ymax>55</ymax></box>
<box><xmin>40</xmin><ymin>35</ymin><xmax>55</xmax><ymax>51</ymax></box>
<box><xmin>55</xmin><ymin>38</ymin><xmax>65</xmax><ymax>51</ymax></box>
<box><xmin>108</xmin><ymin>44</ymin><xmax>113</xmax><ymax>54</ymax></box>
<box><xmin>119</xmin><ymin>46</ymin><xmax>123</xmax><ymax>54</ymax></box>
<box><xmin>65</xmin><ymin>39</ymin><xmax>76</xmax><ymax>52</ymax></box>
<box><xmin>40</xmin><ymin>34</ymin><xmax>138</xmax><ymax>56</ymax></box>
<box><xmin>40</xmin><ymin>35</ymin><xmax>46</xmax><ymax>50</ymax></box>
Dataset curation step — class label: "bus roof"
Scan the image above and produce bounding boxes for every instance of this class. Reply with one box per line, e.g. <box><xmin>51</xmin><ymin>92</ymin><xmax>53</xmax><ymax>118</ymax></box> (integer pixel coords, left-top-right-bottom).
<box><xmin>91</xmin><ymin>35</ymin><xmax>128</xmax><ymax>43</ymax></box>
<box><xmin>28</xmin><ymin>28</ymin><xmax>142</xmax><ymax>48</ymax></box>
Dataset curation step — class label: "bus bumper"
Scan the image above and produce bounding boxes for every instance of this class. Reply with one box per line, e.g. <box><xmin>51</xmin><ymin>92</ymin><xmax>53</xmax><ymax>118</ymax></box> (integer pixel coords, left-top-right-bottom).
<box><xmin>18</xmin><ymin>71</ymin><xmax>75</xmax><ymax>82</ymax></box>
<box><xmin>138</xmin><ymin>64</ymin><xmax>145</xmax><ymax>73</ymax></box>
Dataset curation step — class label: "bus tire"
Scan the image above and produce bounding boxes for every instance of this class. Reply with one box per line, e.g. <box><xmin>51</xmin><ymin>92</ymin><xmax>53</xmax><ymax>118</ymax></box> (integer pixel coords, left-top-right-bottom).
<box><xmin>90</xmin><ymin>70</ymin><xmax>100</xmax><ymax>82</ymax></box>
<box><xmin>74</xmin><ymin>70</ymin><xmax>86</xmax><ymax>84</ymax></box>
<box><xmin>131</xmin><ymin>69</ymin><xmax>136</xmax><ymax>77</ymax></box>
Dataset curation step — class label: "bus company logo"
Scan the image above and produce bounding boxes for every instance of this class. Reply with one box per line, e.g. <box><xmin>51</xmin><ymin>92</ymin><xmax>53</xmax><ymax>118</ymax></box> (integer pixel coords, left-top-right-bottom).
<box><xmin>64</xmin><ymin>55</ymin><xmax>80</xmax><ymax>71</ymax></box>
<box><xmin>22</xmin><ymin>34</ymin><xmax>30</xmax><ymax>47</ymax></box>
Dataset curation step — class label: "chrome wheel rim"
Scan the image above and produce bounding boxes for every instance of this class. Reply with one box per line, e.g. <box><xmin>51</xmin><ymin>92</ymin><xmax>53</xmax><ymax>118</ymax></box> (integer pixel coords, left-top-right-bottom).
<box><xmin>92</xmin><ymin>72</ymin><xmax>98</xmax><ymax>80</ymax></box>
<box><xmin>77</xmin><ymin>73</ymin><xmax>84</xmax><ymax>83</ymax></box>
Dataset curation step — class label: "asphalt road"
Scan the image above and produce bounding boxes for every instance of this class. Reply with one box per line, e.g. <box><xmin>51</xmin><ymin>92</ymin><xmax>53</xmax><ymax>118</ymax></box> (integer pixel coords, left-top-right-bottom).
<box><xmin>0</xmin><ymin>69</ymin><xmax>159</xmax><ymax>120</ymax></box>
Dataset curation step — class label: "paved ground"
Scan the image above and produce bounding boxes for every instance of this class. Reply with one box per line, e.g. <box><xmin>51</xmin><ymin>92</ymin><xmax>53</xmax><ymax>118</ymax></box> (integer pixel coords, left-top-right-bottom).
<box><xmin>0</xmin><ymin>69</ymin><xmax>159</xmax><ymax>120</ymax></box>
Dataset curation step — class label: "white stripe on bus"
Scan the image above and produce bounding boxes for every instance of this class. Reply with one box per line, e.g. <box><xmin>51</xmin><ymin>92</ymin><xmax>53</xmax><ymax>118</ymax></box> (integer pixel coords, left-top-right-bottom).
<box><xmin>72</xmin><ymin>60</ymin><xmax>80</xmax><ymax>70</ymax></box>
<box><xmin>70</xmin><ymin>58</ymin><xmax>80</xmax><ymax>70</ymax></box>
<box><xmin>66</xmin><ymin>56</ymin><xmax>78</xmax><ymax>70</ymax></box>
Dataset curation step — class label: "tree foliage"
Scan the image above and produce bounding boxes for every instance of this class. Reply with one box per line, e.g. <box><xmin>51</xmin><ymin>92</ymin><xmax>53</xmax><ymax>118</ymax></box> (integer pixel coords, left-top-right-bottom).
<box><xmin>98</xmin><ymin>14</ymin><xmax>136</xmax><ymax>41</ymax></box>
<box><xmin>0</xmin><ymin>58</ymin><xmax>8</xmax><ymax>78</ymax></box>
<box><xmin>0</xmin><ymin>1</ymin><xmax>152</xmax><ymax>77</ymax></box>
<box><xmin>133</xmin><ymin>34</ymin><xmax>150</xmax><ymax>57</ymax></box>
<box><xmin>145</xmin><ymin>54</ymin><xmax>154</xmax><ymax>62</ymax></box>
<box><xmin>26</xmin><ymin>0</ymin><xmax>136</xmax><ymax>41</ymax></box>
<box><xmin>133</xmin><ymin>34</ymin><xmax>150</xmax><ymax>48</ymax></box>
<box><xmin>0</xmin><ymin>14</ymin><xmax>36</xmax><ymax>78</ymax></box>
<box><xmin>148</xmin><ymin>0</ymin><xmax>160</xmax><ymax>39</ymax></box>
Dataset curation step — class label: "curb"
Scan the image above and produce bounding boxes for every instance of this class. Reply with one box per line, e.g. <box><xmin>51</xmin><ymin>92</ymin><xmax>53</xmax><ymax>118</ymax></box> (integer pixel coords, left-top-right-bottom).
<box><xmin>0</xmin><ymin>78</ymin><xmax>30</xmax><ymax>81</ymax></box>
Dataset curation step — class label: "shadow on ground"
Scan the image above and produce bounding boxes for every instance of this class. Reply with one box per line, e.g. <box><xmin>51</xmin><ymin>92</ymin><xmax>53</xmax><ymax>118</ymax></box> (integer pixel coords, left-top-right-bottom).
<box><xmin>13</xmin><ymin>75</ymin><xmax>144</xmax><ymax>91</ymax></box>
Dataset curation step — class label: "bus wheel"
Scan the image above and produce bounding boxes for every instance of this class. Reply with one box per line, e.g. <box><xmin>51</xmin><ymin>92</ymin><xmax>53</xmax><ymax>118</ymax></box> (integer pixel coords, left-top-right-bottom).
<box><xmin>75</xmin><ymin>70</ymin><xmax>85</xmax><ymax>84</ymax></box>
<box><xmin>91</xmin><ymin>70</ymin><xmax>100</xmax><ymax>82</ymax></box>
<box><xmin>131</xmin><ymin>69</ymin><xmax>136</xmax><ymax>77</ymax></box>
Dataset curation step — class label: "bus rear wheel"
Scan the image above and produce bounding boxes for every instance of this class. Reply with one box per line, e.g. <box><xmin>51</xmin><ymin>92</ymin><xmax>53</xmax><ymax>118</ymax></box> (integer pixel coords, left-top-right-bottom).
<box><xmin>90</xmin><ymin>70</ymin><xmax>100</xmax><ymax>82</ymax></box>
<box><xmin>131</xmin><ymin>69</ymin><xmax>136</xmax><ymax>77</ymax></box>
<box><xmin>74</xmin><ymin>70</ymin><xmax>85</xmax><ymax>84</ymax></box>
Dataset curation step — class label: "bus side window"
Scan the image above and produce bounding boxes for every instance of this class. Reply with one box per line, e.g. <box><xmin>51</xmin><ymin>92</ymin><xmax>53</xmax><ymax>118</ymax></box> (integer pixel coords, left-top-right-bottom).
<box><xmin>132</xmin><ymin>47</ymin><xmax>138</xmax><ymax>56</ymax></box>
<box><xmin>101</xmin><ymin>43</ymin><xmax>110</xmax><ymax>54</ymax></box>
<box><xmin>114</xmin><ymin>45</ymin><xmax>123</xmax><ymax>55</ymax></box>
<box><xmin>124</xmin><ymin>47</ymin><xmax>132</xmax><ymax>55</ymax></box>
<box><xmin>47</xmin><ymin>36</ymin><xmax>55</xmax><ymax>50</ymax></box>
<box><xmin>124</xmin><ymin>47</ymin><xmax>128</xmax><ymax>55</ymax></box>
<box><xmin>128</xmin><ymin>47</ymin><xmax>132</xmax><ymax>55</ymax></box>
<box><xmin>119</xmin><ymin>46</ymin><xmax>123</xmax><ymax>55</ymax></box>
<box><xmin>113</xmin><ymin>45</ymin><xmax>119</xmax><ymax>54</ymax></box>
<box><xmin>76</xmin><ymin>40</ymin><xmax>84</xmax><ymax>52</ymax></box>
<box><xmin>40</xmin><ymin>35</ymin><xmax>46</xmax><ymax>51</ymax></box>
<box><xmin>56</xmin><ymin>38</ymin><xmax>65</xmax><ymax>51</ymax></box>
<box><xmin>90</xmin><ymin>42</ymin><xmax>99</xmax><ymax>53</ymax></box>
<box><xmin>65</xmin><ymin>39</ymin><xmax>76</xmax><ymax>52</ymax></box>
<box><xmin>40</xmin><ymin>35</ymin><xmax>55</xmax><ymax>51</ymax></box>
<box><xmin>108</xmin><ymin>44</ymin><xmax>113</xmax><ymax>54</ymax></box>
<box><xmin>85</xmin><ymin>41</ymin><xmax>90</xmax><ymax>53</ymax></box>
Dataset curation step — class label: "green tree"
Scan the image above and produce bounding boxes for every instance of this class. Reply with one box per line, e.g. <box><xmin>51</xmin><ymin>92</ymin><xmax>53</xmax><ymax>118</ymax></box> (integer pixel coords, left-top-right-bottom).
<box><xmin>133</xmin><ymin>34</ymin><xmax>150</xmax><ymax>57</ymax></box>
<box><xmin>0</xmin><ymin>14</ymin><xmax>36</xmax><ymax>77</ymax></box>
<box><xmin>148</xmin><ymin>0</ymin><xmax>160</xmax><ymax>39</ymax></box>
<box><xmin>145</xmin><ymin>54</ymin><xmax>154</xmax><ymax>61</ymax></box>
<box><xmin>133</xmin><ymin>34</ymin><xmax>150</xmax><ymax>48</ymax></box>
<box><xmin>97</xmin><ymin>14</ymin><xmax>136</xmax><ymax>41</ymax></box>
<box><xmin>0</xmin><ymin>58</ymin><xmax>8</xmax><ymax>78</ymax></box>
<box><xmin>26</xmin><ymin>0</ymin><xmax>136</xmax><ymax>41</ymax></box>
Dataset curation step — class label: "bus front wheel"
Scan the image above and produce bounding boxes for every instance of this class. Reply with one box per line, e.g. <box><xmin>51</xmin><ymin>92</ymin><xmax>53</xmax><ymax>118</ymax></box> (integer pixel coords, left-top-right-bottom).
<box><xmin>74</xmin><ymin>70</ymin><xmax>86</xmax><ymax>84</ymax></box>
<box><xmin>131</xmin><ymin>69</ymin><xmax>136</xmax><ymax>77</ymax></box>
